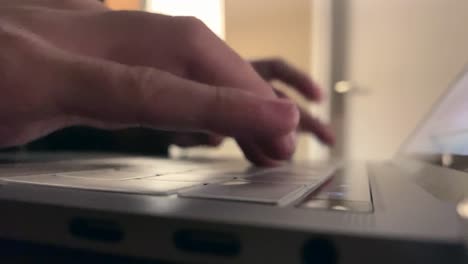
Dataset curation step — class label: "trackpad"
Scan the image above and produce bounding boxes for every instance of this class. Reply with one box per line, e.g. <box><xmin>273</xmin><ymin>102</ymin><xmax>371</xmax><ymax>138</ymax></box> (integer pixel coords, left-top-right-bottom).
<box><xmin>180</xmin><ymin>181</ymin><xmax>307</xmax><ymax>205</ymax></box>
<box><xmin>298</xmin><ymin>164</ymin><xmax>373</xmax><ymax>213</ymax></box>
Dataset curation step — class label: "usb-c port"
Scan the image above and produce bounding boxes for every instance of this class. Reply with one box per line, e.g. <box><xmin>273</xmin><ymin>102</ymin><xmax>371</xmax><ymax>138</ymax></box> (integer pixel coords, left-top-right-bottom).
<box><xmin>174</xmin><ymin>230</ymin><xmax>240</xmax><ymax>257</ymax></box>
<box><xmin>69</xmin><ymin>217</ymin><xmax>124</xmax><ymax>243</ymax></box>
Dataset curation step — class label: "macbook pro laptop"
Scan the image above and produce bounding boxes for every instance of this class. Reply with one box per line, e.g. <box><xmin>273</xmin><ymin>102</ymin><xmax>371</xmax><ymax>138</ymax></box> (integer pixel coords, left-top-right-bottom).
<box><xmin>1</xmin><ymin>67</ymin><xmax>468</xmax><ymax>263</ymax></box>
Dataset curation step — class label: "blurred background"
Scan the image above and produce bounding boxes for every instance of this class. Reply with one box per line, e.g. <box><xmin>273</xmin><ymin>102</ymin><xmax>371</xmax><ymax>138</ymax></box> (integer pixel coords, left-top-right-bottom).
<box><xmin>104</xmin><ymin>0</ymin><xmax>468</xmax><ymax>162</ymax></box>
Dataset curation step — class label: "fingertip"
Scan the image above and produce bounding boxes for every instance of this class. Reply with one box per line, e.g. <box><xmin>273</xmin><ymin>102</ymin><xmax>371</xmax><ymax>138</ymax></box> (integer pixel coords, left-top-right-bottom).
<box><xmin>290</xmin><ymin>82</ymin><xmax>322</xmax><ymax>102</ymax></box>
<box><xmin>315</xmin><ymin>125</ymin><xmax>335</xmax><ymax>146</ymax></box>
<box><xmin>309</xmin><ymin>80</ymin><xmax>324</xmax><ymax>102</ymax></box>
<box><xmin>323</xmin><ymin>129</ymin><xmax>336</xmax><ymax>146</ymax></box>
<box><xmin>237</xmin><ymin>138</ymin><xmax>284</xmax><ymax>167</ymax></box>
<box><xmin>207</xmin><ymin>134</ymin><xmax>224</xmax><ymax>146</ymax></box>
<box><xmin>257</xmin><ymin>132</ymin><xmax>297</xmax><ymax>161</ymax></box>
<box><xmin>265</xmin><ymin>99</ymin><xmax>300</xmax><ymax>135</ymax></box>
<box><xmin>173</xmin><ymin>133</ymin><xmax>224</xmax><ymax>148</ymax></box>
<box><xmin>247</xmin><ymin>154</ymin><xmax>284</xmax><ymax>167</ymax></box>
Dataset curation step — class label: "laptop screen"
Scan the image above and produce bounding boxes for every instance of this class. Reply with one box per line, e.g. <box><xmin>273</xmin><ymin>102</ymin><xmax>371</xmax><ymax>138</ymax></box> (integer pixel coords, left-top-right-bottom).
<box><xmin>401</xmin><ymin>66</ymin><xmax>468</xmax><ymax>164</ymax></box>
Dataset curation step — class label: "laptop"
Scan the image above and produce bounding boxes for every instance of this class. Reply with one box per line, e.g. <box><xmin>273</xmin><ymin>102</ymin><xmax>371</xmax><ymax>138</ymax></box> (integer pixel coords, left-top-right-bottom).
<box><xmin>1</xmin><ymin>68</ymin><xmax>468</xmax><ymax>264</ymax></box>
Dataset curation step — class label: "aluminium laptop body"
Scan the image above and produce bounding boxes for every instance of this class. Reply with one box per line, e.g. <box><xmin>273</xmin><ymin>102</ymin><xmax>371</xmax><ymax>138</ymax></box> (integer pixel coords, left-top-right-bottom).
<box><xmin>1</xmin><ymin>68</ymin><xmax>468</xmax><ymax>263</ymax></box>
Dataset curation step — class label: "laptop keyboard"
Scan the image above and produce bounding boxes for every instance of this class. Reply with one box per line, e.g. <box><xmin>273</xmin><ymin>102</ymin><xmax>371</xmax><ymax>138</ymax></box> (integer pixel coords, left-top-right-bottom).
<box><xmin>180</xmin><ymin>181</ymin><xmax>306</xmax><ymax>205</ymax></box>
<box><xmin>2</xmin><ymin>174</ymin><xmax>199</xmax><ymax>195</ymax></box>
<box><xmin>0</xmin><ymin>161</ymin><xmax>337</xmax><ymax>206</ymax></box>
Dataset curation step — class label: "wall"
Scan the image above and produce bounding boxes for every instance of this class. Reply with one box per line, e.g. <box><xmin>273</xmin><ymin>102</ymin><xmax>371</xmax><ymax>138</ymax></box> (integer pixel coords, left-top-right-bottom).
<box><xmin>105</xmin><ymin>0</ymin><xmax>142</xmax><ymax>10</ymax></box>
<box><xmin>334</xmin><ymin>0</ymin><xmax>468</xmax><ymax>160</ymax></box>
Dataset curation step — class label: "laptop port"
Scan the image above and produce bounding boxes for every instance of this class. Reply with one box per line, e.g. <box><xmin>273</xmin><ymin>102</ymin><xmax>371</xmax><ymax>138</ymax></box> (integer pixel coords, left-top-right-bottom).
<box><xmin>68</xmin><ymin>217</ymin><xmax>124</xmax><ymax>243</ymax></box>
<box><xmin>173</xmin><ymin>229</ymin><xmax>241</xmax><ymax>257</ymax></box>
<box><xmin>302</xmin><ymin>238</ymin><xmax>338</xmax><ymax>264</ymax></box>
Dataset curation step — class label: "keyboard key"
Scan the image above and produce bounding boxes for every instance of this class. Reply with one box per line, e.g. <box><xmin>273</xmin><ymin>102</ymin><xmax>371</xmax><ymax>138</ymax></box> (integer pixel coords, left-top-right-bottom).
<box><xmin>270</xmin><ymin>166</ymin><xmax>336</xmax><ymax>176</ymax></box>
<box><xmin>149</xmin><ymin>171</ymin><xmax>244</xmax><ymax>183</ymax></box>
<box><xmin>120</xmin><ymin>165</ymin><xmax>196</xmax><ymax>175</ymax></box>
<box><xmin>245</xmin><ymin>174</ymin><xmax>321</xmax><ymax>185</ymax></box>
<box><xmin>0</xmin><ymin>163</ymin><xmax>115</xmax><ymax>177</ymax></box>
<box><xmin>121</xmin><ymin>161</ymin><xmax>251</xmax><ymax>177</ymax></box>
<box><xmin>2</xmin><ymin>175</ymin><xmax>199</xmax><ymax>195</ymax></box>
<box><xmin>59</xmin><ymin>169</ymin><xmax>157</xmax><ymax>180</ymax></box>
<box><xmin>179</xmin><ymin>181</ymin><xmax>306</xmax><ymax>205</ymax></box>
<box><xmin>244</xmin><ymin>170</ymin><xmax>330</xmax><ymax>185</ymax></box>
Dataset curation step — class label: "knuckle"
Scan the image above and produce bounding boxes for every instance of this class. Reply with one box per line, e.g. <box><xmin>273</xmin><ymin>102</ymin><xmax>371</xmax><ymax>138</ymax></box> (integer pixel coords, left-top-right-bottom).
<box><xmin>175</xmin><ymin>16</ymin><xmax>211</xmax><ymax>50</ymax></box>
<box><xmin>128</xmin><ymin>66</ymin><xmax>153</xmax><ymax>96</ymax></box>
<box><xmin>0</xmin><ymin>22</ymin><xmax>45</xmax><ymax>58</ymax></box>
<box><xmin>0</xmin><ymin>23</ymin><xmax>24</xmax><ymax>47</ymax></box>
<box><xmin>128</xmin><ymin>66</ymin><xmax>153</xmax><ymax>89</ymax></box>
<box><xmin>203</xmin><ymin>85</ymin><xmax>225</xmax><ymax>132</ymax></box>
<box><xmin>126</xmin><ymin>66</ymin><xmax>163</xmax><ymax>123</ymax></box>
<box><xmin>177</xmin><ymin>16</ymin><xmax>207</xmax><ymax>34</ymax></box>
<box><xmin>0</xmin><ymin>24</ymin><xmax>29</xmax><ymax>85</ymax></box>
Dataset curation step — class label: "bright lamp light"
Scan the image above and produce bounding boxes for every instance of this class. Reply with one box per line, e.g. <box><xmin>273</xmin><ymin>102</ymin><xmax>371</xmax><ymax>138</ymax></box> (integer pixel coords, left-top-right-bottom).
<box><xmin>146</xmin><ymin>0</ymin><xmax>225</xmax><ymax>39</ymax></box>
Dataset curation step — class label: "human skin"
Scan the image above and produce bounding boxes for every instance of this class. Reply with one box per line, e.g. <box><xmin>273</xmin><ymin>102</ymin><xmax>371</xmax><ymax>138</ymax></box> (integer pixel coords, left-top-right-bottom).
<box><xmin>0</xmin><ymin>0</ymin><xmax>333</xmax><ymax>166</ymax></box>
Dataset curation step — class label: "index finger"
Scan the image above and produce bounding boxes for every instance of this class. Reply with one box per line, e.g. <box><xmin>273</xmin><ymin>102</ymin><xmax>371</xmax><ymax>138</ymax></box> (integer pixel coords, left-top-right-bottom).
<box><xmin>252</xmin><ymin>59</ymin><xmax>323</xmax><ymax>101</ymax></box>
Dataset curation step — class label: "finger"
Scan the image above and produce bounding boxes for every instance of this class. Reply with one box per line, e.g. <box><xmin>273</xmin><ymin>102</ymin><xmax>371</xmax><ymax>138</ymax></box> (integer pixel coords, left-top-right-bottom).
<box><xmin>11</xmin><ymin>10</ymin><xmax>300</xmax><ymax>165</ymax></box>
<box><xmin>252</xmin><ymin>93</ymin><xmax>298</xmax><ymax>160</ymax></box>
<box><xmin>237</xmin><ymin>138</ymin><xmax>283</xmax><ymax>167</ymax></box>
<box><xmin>0</xmin><ymin>0</ymin><xmax>108</xmax><ymax>11</ymax></box>
<box><xmin>57</xmin><ymin>54</ymin><xmax>300</xmax><ymax>141</ymax></box>
<box><xmin>256</xmin><ymin>132</ymin><xmax>297</xmax><ymax>161</ymax></box>
<box><xmin>298</xmin><ymin>108</ymin><xmax>335</xmax><ymax>146</ymax></box>
<box><xmin>252</xmin><ymin>59</ymin><xmax>322</xmax><ymax>101</ymax></box>
<box><xmin>275</xmin><ymin>90</ymin><xmax>334</xmax><ymax>146</ymax></box>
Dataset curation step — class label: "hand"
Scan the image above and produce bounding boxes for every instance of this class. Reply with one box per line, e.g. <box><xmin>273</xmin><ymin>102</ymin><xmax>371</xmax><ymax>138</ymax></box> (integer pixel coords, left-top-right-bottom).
<box><xmin>171</xmin><ymin>59</ymin><xmax>335</xmax><ymax>149</ymax></box>
<box><xmin>0</xmin><ymin>1</ymin><xmax>329</xmax><ymax>166</ymax></box>
<box><xmin>251</xmin><ymin>59</ymin><xmax>335</xmax><ymax>145</ymax></box>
